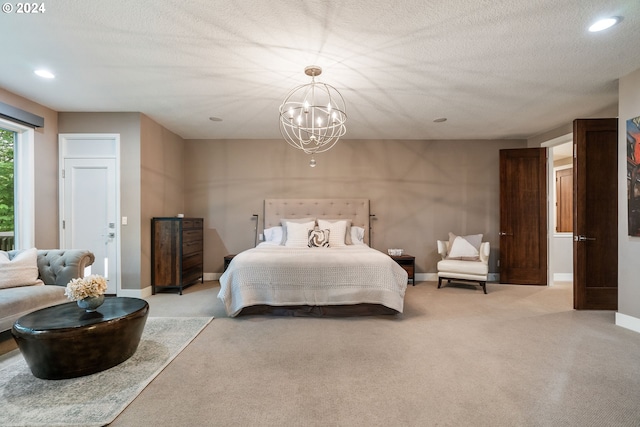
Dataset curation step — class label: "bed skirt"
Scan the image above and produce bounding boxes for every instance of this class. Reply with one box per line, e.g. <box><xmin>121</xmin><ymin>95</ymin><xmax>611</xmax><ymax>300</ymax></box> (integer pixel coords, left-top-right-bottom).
<box><xmin>236</xmin><ymin>303</ymin><xmax>400</xmax><ymax>317</ymax></box>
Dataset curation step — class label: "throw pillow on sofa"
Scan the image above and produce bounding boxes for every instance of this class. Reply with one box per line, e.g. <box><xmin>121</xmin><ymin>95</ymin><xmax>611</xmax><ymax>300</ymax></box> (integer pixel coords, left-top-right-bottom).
<box><xmin>446</xmin><ymin>232</ymin><xmax>483</xmax><ymax>261</ymax></box>
<box><xmin>0</xmin><ymin>247</ymin><xmax>42</xmax><ymax>289</ymax></box>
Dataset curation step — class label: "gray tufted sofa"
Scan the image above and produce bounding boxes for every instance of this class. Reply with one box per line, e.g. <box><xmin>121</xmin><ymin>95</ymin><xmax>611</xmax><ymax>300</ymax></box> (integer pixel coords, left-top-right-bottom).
<box><xmin>0</xmin><ymin>249</ymin><xmax>95</xmax><ymax>332</ymax></box>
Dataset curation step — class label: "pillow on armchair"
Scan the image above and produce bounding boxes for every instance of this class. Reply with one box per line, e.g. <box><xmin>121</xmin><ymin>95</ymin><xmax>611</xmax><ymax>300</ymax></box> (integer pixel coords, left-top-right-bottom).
<box><xmin>446</xmin><ymin>232</ymin><xmax>483</xmax><ymax>261</ymax></box>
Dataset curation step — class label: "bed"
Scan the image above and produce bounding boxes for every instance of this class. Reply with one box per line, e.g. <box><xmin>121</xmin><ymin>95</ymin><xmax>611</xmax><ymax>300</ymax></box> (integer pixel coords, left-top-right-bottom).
<box><xmin>218</xmin><ymin>199</ymin><xmax>408</xmax><ymax>317</ymax></box>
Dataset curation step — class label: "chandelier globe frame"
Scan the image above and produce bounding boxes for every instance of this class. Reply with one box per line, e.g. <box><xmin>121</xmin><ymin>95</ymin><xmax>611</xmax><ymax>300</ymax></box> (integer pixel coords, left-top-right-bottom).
<box><xmin>278</xmin><ymin>66</ymin><xmax>347</xmax><ymax>159</ymax></box>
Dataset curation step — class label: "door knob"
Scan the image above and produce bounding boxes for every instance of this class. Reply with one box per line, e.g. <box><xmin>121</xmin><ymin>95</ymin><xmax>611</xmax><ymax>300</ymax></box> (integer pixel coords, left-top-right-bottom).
<box><xmin>574</xmin><ymin>235</ymin><xmax>595</xmax><ymax>242</ymax></box>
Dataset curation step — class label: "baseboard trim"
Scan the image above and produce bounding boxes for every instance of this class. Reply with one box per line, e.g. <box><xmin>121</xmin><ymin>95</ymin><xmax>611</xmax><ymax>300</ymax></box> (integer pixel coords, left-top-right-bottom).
<box><xmin>117</xmin><ymin>287</ymin><xmax>150</xmax><ymax>299</ymax></box>
<box><xmin>553</xmin><ymin>273</ymin><xmax>573</xmax><ymax>282</ymax></box>
<box><xmin>616</xmin><ymin>312</ymin><xmax>640</xmax><ymax>334</ymax></box>
<box><xmin>418</xmin><ymin>273</ymin><xmax>436</xmax><ymax>282</ymax></box>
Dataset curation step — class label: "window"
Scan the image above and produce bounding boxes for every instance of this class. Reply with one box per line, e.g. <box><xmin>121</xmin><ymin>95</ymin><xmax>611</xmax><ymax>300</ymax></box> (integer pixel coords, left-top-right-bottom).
<box><xmin>0</xmin><ymin>127</ymin><xmax>15</xmax><ymax>250</ymax></box>
<box><xmin>0</xmin><ymin>117</ymin><xmax>35</xmax><ymax>249</ymax></box>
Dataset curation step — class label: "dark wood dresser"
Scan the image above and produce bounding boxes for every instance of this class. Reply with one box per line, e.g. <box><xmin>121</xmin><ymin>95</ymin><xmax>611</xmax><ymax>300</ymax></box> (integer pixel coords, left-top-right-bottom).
<box><xmin>151</xmin><ymin>217</ymin><xmax>203</xmax><ymax>295</ymax></box>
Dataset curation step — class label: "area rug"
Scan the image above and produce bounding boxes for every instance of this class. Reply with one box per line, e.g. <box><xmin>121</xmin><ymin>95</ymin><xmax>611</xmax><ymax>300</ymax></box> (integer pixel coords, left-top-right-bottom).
<box><xmin>0</xmin><ymin>316</ymin><xmax>213</xmax><ymax>427</ymax></box>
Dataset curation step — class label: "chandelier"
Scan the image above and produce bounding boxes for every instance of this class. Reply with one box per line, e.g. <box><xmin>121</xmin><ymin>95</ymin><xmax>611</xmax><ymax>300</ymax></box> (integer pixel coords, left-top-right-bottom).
<box><xmin>279</xmin><ymin>66</ymin><xmax>347</xmax><ymax>167</ymax></box>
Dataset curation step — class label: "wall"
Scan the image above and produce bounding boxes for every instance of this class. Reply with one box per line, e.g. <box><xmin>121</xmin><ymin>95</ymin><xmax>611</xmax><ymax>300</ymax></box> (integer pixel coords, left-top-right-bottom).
<box><xmin>618</xmin><ymin>67</ymin><xmax>640</xmax><ymax>323</ymax></box>
<box><xmin>0</xmin><ymin>88</ymin><xmax>59</xmax><ymax>249</ymax></box>
<box><xmin>140</xmin><ymin>114</ymin><xmax>185</xmax><ymax>288</ymax></box>
<box><xmin>58</xmin><ymin>112</ymin><xmax>142</xmax><ymax>290</ymax></box>
<box><xmin>184</xmin><ymin>138</ymin><xmax>526</xmax><ymax>275</ymax></box>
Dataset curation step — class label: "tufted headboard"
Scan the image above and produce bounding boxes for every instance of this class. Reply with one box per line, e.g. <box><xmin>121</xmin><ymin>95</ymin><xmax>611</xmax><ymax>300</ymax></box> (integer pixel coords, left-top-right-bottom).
<box><xmin>264</xmin><ymin>199</ymin><xmax>370</xmax><ymax>244</ymax></box>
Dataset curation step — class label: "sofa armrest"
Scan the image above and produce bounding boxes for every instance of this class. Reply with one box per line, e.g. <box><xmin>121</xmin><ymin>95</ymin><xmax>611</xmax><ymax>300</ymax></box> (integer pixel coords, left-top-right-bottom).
<box><xmin>437</xmin><ymin>240</ymin><xmax>448</xmax><ymax>260</ymax></box>
<box><xmin>479</xmin><ymin>242</ymin><xmax>490</xmax><ymax>264</ymax></box>
<box><xmin>36</xmin><ymin>250</ymin><xmax>96</xmax><ymax>286</ymax></box>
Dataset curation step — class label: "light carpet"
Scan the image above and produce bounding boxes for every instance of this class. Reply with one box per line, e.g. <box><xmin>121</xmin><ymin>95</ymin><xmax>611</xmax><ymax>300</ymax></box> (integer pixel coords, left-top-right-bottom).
<box><xmin>0</xmin><ymin>316</ymin><xmax>213</xmax><ymax>427</ymax></box>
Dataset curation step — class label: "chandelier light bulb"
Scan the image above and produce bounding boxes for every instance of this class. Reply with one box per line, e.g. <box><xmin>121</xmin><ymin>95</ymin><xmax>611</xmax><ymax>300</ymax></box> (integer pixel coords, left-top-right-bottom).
<box><xmin>310</xmin><ymin>157</ymin><xmax>317</xmax><ymax>167</ymax></box>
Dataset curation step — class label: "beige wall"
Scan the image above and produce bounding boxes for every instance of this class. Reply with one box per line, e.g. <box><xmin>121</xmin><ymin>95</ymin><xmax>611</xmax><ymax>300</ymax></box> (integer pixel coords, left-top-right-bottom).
<box><xmin>618</xmin><ymin>67</ymin><xmax>640</xmax><ymax>320</ymax></box>
<box><xmin>0</xmin><ymin>88</ymin><xmax>59</xmax><ymax>249</ymax></box>
<box><xmin>184</xmin><ymin>138</ymin><xmax>527</xmax><ymax>274</ymax></box>
<box><xmin>140</xmin><ymin>114</ymin><xmax>185</xmax><ymax>288</ymax></box>
<box><xmin>58</xmin><ymin>112</ymin><xmax>143</xmax><ymax>290</ymax></box>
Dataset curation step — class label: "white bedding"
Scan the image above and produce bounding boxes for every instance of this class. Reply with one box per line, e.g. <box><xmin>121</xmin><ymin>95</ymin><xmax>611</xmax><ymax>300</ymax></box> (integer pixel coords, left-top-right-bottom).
<box><xmin>218</xmin><ymin>243</ymin><xmax>408</xmax><ymax>317</ymax></box>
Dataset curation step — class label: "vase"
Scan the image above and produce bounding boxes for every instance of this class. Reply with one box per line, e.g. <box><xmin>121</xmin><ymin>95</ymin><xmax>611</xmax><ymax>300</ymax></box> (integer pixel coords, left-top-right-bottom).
<box><xmin>77</xmin><ymin>295</ymin><xmax>105</xmax><ymax>312</ymax></box>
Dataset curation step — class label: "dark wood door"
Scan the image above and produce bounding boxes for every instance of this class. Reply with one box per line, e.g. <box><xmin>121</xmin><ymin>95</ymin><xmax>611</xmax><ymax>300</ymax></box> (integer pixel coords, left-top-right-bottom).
<box><xmin>499</xmin><ymin>148</ymin><xmax>547</xmax><ymax>285</ymax></box>
<box><xmin>573</xmin><ymin>118</ymin><xmax>618</xmax><ymax>310</ymax></box>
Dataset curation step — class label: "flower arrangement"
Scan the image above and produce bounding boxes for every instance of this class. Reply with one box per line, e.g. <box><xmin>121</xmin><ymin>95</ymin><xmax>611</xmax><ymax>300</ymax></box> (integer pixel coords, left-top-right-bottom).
<box><xmin>64</xmin><ymin>274</ymin><xmax>108</xmax><ymax>301</ymax></box>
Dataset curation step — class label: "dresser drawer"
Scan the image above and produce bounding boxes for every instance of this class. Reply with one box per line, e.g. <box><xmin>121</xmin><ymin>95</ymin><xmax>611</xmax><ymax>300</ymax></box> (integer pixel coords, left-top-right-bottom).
<box><xmin>182</xmin><ymin>252</ymin><xmax>203</xmax><ymax>269</ymax></box>
<box><xmin>182</xmin><ymin>218</ymin><xmax>203</xmax><ymax>229</ymax></box>
<box><xmin>182</xmin><ymin>266</ymin><xmax>203</xmax><ymax>284</ymax></box>
<box><xmin>183</xmin><ymin>239</ymin><xmax>202</xmax><ymax>255</ymax></box>
<box><xmin>183</xmin><ymin>229</ymin><xmax>202</xmax><ymax>242</ymax></box>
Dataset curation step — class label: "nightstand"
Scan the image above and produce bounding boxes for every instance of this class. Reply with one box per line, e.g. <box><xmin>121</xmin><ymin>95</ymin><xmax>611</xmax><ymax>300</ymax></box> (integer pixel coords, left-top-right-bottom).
<box><xmin>390</xmin><ymin>254</ymin><xmax>415</xmax><ymax>285</ymax></box>
<box><xmin>223</xmin><ymin>254</ymin><xmax>236</xmax><ymax>272</ymax></box>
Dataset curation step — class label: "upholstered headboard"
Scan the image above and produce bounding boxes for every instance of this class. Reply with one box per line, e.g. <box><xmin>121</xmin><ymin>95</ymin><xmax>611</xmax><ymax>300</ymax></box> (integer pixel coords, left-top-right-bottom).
<box><xmin>264</xmin><ymin>199</ymin><xmax>370</xmax><ymax>244</ymax></box>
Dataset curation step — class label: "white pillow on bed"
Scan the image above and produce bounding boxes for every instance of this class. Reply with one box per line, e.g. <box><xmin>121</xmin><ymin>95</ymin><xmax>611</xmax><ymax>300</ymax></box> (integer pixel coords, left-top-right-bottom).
<box><xmin>317</xmin><ymin>218</ymin><xmax>353</xmax><ymax>245</ymax></box>
<box><xmin>317</xmin><ymin>219</ymin><xmax>348</xmax><ymax>247</ymax></box>
<box><xmin>285</xmin><ymin>221</ymin><xmax>316</xmax><ymax>247</ymax></box>
<box><xmin>280</xmin><ymin>218</ymin><xmax>315</xmax><ymax>245</ymax></box>
<box><xmin>263</xmin><ymin>226</ymin><xmax>283</xmax><ymax>243</ymax></box>
<box><xmin>350</xmin><ymin>226</ymin><xmax>366</xmax><ymax>244</ymax></box>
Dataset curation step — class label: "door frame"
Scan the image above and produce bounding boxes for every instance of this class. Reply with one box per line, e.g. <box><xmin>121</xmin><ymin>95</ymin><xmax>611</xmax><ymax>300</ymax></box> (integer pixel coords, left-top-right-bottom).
<box><xmin>58</xmin><ymin>133</ymin><xmax>121</xmax><ymax>295</ymax></box>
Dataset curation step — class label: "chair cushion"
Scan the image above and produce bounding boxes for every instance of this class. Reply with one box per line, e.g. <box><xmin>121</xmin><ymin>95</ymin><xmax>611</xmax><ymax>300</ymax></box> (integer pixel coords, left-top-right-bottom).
<box><xmin>437</xmin><ymin>259</ymin><xmax>488</xmax><ymax>276</ymax></box>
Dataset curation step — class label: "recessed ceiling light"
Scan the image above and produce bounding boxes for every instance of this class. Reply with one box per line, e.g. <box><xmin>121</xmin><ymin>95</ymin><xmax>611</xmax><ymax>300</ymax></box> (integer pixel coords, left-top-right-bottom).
<box><xmin>433</xmin><ymin>118</ymin><xmax>447</xmax><ymax>123</ymax></box>
<box><xmin>34</xmin><ymin>69</ymin><xmax>55</xmax><ymax>79</ymax></box>
<box><xmin>209</xmin><ymin>116</ymin><xmax>223</xmax><ymax>122</ymax></box>
<box><xmin>588</xmin><ymin>17</ymin><xmax>621</xmax><ymax>32</ymax></box>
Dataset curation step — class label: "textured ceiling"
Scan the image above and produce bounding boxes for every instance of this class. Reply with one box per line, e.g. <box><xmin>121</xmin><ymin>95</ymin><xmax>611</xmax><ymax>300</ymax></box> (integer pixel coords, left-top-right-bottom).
<box><xmin>1</xmin><ymin>0</ymin><xmax>639</xmax><ymax>140</ymax></box>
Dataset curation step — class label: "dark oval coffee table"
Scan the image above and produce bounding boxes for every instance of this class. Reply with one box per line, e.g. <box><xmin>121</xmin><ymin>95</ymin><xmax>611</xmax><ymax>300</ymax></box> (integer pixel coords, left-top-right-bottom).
<box><xmin>12</xmin><ymin>297</ymin><xmax>149</xmax><ymax>380</ymax></box>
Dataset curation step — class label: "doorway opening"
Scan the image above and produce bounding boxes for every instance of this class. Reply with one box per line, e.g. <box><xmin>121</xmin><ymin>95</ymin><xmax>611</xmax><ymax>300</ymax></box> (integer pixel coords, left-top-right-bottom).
<box><xmin>544</xmin><ymin>135</ymin><xmax>574</xmax><ymax>287</ymax></box>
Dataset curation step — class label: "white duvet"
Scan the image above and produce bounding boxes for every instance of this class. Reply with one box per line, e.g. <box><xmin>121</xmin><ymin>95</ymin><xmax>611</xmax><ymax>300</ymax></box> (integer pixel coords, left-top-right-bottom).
<box><xmin>218</xmin><ymin>243</ymin><xmax>408</xmax><ymax>317</ymax></box>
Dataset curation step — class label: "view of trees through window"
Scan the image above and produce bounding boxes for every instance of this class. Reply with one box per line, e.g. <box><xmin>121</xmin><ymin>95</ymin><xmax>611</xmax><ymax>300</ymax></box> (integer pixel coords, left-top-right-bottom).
<box><xmin>0</xmin><ymin>128</ymin><xmax>15</xmax><ymax>250</ymax></box>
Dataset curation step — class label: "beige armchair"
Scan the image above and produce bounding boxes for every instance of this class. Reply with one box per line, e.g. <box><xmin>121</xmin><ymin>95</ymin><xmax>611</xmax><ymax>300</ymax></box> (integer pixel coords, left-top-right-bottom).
<box><xmin>436</xmin><ymin>239</ymin><xmax>490</xmax><ymax>294</ymax></box>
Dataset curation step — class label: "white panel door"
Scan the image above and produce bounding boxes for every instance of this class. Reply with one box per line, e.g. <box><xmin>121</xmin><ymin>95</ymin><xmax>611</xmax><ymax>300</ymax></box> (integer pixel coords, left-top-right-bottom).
<box><xmin>63</xmin><ymin>158</ymin><xmax>118</xmax><ymax>294</ymax></box>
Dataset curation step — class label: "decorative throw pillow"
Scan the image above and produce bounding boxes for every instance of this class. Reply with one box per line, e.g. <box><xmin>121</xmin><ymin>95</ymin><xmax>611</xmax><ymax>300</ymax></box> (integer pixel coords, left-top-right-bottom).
<box><xmin>284</xmin><ymin>221</ymin><xmax>316</xmax><ymax>248</ymax></box>
<box><xmin>279</xmin><ymin>218</ymin><xmax>315</xmax><ymax>245</ymax></box>
<box><xmin>447</xmin><ymin>232</ymin><xmax>483</xmax><ymax>261</ymax></box>
<box><xmin>308</xmin><ymin>229</ymin><xmax>330</xmax><ymax>247</ymax></box>
<box><xmin>0</xmin><ymin>248</ymin><xmax>42</xmax><ymax>289</ymax></box>
<box><xmin>317</xmin><ymin>219</ymin><xmax>348</xmax><ymax>247</ymax></box>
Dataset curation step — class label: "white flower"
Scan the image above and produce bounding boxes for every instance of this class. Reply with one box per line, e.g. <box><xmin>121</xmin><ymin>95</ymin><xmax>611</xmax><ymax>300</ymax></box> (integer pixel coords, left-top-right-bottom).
<box><xmin>65</xmin><ymin>275</ymin><xmax>108</xmax><ymax>301</ymax></box>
